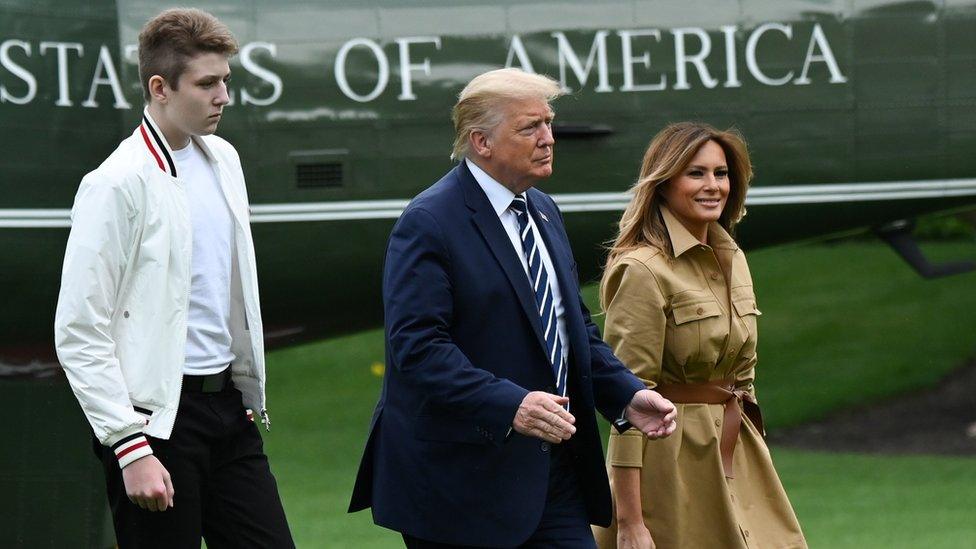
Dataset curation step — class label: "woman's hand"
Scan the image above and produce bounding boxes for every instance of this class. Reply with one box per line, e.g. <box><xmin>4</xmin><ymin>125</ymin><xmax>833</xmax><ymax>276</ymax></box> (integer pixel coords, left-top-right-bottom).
<box><xmin>617</xmin><ymin>519</ymin><xmax>655</xmax><ymax>549</ymax></box>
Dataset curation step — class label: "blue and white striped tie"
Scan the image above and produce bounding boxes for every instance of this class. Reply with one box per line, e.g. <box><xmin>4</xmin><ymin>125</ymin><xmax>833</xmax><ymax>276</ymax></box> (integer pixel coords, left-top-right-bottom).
<box><xmin>510</xmin><ymin>194</ymin><xmax>568</xmax><ymax>400</ymax></box>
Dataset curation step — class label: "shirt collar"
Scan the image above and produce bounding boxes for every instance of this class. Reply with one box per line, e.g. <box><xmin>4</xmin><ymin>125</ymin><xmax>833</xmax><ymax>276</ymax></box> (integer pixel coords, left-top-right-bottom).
<box><xmin>661</xmin><ymin>204</ymin><xmax>737</xmax><ymax>257</ymax></box>
<box><xmin>140</xmin><ymin>108</ymin><xmax>219</xmax><ymax>175</ymax></box>
<box><xmin>465</xmin><ymin>158</ymin><xmax>519</xmax><ymax>218</ymax></box>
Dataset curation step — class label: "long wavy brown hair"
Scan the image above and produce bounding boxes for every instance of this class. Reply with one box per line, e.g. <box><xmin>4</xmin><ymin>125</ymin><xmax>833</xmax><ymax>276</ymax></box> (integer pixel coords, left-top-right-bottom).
<box><xmin>601</xmin><ymin>122</ymin><xmax>753</xmax><ymax>297</ymax></box>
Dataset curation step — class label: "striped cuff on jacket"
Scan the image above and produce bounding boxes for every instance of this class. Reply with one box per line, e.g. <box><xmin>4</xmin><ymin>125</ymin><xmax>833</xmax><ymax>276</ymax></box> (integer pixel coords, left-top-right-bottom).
<box><xmin>112</xmin><ymin>433</ymin><xmax>153</xmax><ymax>468</ymax></box>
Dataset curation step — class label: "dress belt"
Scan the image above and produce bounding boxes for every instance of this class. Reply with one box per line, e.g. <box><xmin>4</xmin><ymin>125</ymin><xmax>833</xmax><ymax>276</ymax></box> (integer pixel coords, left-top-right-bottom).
<box><xmin>655</xmin><ymin>380</ymin><xmax>765</xmax><ymax>479</ymax></box>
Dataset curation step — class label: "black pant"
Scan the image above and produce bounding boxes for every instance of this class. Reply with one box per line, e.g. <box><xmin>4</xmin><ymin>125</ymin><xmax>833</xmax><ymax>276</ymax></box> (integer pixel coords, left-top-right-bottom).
<box><xmin>403</xmin><ymin>443</ymin><xmax>597</xmax><ymax>549</ymax></box>
<box><xmin>94</xmin><ymin>385</ymin><xmax>294</xmax><ymax>548</ymax></box>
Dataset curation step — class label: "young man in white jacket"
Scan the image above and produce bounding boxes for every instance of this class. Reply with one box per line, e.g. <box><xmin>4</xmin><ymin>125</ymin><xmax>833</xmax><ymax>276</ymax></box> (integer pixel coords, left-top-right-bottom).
<box><xmin>54</xmin><ymin>8</ymin><xmax>293</xmax><ymax>547</ymax></box>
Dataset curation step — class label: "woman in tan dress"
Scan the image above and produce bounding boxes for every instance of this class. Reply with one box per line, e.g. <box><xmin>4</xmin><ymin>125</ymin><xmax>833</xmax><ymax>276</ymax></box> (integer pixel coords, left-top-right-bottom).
<box><xmin>593</xmin><ymin>122</ymin><xmax>806</xmax><ymax>549</ymax></box>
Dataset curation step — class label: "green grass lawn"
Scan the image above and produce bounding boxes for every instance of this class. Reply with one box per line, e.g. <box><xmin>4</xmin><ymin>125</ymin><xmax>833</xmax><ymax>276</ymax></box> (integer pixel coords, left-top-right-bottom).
<box><xmin>263</xmin><ymin>241</ymin><xmax>976</xmax><ymax>547</ymax></box>
<box><xmin>748</xmin><ymin>240</ymin><xmax>976</xmax><ymax>429</ymax></box>
<box><xmin>774</xmin><ymin>449</ymin><xmax>976</xmax><ymax>549</ymax></box>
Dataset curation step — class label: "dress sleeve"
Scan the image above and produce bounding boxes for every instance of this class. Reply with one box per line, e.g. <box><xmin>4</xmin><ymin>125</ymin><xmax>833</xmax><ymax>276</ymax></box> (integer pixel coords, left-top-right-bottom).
<box><xmin>733</xmin><ymin>252</ymin><xmax>758</xmax><ymax>401</ymax></box>
<box><xmin>736</xmin><ymin>356</ymin><xmax>757</xmax><ymax>401</ymax></box>
<box><xmin>601</xmin><ymin>257</ymin><xmax>667</xmax><ymax>467</ymax></box>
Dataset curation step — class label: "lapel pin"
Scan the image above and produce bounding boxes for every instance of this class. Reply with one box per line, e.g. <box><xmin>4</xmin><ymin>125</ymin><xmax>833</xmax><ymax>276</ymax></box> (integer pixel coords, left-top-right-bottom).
<box><xmin>539</xmin><ymin>212</ymin><xmax>549</xmax><ymax>222</ymax></box>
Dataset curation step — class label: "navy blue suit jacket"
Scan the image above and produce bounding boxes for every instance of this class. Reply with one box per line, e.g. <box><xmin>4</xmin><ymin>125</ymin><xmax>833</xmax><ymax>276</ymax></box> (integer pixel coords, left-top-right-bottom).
<box><xmin>349</xmin><ymin>162</ymin><xmax>644</xmax><ymax>546</ymax></box>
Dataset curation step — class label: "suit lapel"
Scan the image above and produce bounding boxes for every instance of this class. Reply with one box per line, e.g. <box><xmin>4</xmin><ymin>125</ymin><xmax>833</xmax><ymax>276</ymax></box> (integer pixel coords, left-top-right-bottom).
<box><xmin>459</xmin><ymin>164</ymin><xmax>549</xmax><ymax>355</ymax></box>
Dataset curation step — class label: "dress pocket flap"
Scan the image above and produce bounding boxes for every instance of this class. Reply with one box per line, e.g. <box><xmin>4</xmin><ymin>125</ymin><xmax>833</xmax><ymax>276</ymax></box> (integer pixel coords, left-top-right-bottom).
<box><xmin>414</xmin><ymin>415</ymin><xmax>490</xmax><ymax>445</ymax></box>
<box><xmin>672</xmin><ymin>300</ymin><xmax>723</xmax><ymax>325</ymax></box>
<box><xmin>732</xmin><ymin>297</ymin><xmax>762</xmax><ymax>317</ymax></box>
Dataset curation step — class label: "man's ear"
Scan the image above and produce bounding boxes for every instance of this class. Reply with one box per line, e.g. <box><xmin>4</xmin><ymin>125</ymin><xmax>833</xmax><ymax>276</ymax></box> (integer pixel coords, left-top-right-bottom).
<box><xmin>148</xmin><ymin>75</ymin><xmax>169</xmax><ymax>104</ymax></box>
<box><xmin>469</xmin><ymin>129</ymin><xmax>491</xmax><ymax>160</ymax></box>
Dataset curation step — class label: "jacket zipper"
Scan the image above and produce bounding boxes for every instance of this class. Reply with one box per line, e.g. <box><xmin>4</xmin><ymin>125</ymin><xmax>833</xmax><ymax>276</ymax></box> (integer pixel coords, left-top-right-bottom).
<box><xmin>221</xmin><ymin>163</ymin><xmax>267</xmax><ymax>429</ymax></box>
<box><xmin>174</xmin><ymin>177</ymin><xmax>192</xmax><ymax>413</ymax></box>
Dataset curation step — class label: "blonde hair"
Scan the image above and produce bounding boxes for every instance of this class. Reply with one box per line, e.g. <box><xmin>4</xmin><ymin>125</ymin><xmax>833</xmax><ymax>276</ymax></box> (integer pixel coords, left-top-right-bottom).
<box><xmin>138</xmin><ymin>8</ymin><xmax>239</xmax><ymax>101</ymax></box>
<box><xmin>601</xmin><ymin>122</ymin><xmax>753</xmax><ymax>293</ymax></box>
<box><xmin>450</xmin><ymin>68</ymin><xmax>562</xmax><ymax>160</ymax></box>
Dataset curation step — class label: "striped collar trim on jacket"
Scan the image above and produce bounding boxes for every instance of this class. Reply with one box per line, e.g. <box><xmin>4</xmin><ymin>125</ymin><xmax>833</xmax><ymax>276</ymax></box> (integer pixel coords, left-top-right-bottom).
<box><xmin>138</xmin><ymin>109</ymin><xmax>178</xmax><ymax>178</ymax></box>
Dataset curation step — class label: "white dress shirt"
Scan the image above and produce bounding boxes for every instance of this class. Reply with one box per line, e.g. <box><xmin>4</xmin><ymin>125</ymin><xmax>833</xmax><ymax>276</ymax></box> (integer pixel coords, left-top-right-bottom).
<box><xmin>466</xmin><ymin>158</ymin><xmax>569</xmax><ymax>364</ymax></box>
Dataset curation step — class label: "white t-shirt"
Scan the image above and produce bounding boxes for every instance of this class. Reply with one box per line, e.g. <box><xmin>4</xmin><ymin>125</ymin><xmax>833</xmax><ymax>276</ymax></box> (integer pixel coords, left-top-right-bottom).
<box><xmin>171</xmin><ymin>141</ymin><xmax>236</xmax><ymax>375</ymax></box>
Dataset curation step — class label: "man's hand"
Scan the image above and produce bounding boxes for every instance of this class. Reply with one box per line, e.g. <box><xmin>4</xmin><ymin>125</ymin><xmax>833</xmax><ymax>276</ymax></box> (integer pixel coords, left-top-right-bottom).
<box><xmin>617</xmin><ymin>519</ymin><xmax>655</xmax><ymax>549</ymax></box>
<box><xmin>625</xmin><ymin>389</ymin><xmax>677</xmax><ymax>439</ymax></box>
<box><xmin>121</xmin><ymin>455</ymin><xmax>174</xmax><ymax>512</ymax></box>
<box><xmin>512</xmin><ymin>391</ymin><xmax>576</xmax><ymax>443</ymax></box>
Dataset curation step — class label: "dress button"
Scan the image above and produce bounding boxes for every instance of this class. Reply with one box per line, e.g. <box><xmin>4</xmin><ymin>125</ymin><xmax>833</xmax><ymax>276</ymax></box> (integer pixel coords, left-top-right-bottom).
<box><xmin>696</xmin><ymin>307</ymin><xmax>704</xmax><ymax>315</ymax></box>
<box><xmin>540</xmin><ymin>441</ymin><xmax>551</xmax><ymax>453</ymax></box>
<box><xmin>714</xmin><ymin>419</ymin><xmax>722</xmax><ymax>428</ymax></box>
<box><xmin>744</xmin><ymin>530</ymin><xmax>750</xmax><ymax>538</ymax></box>
<box><xmin>710</xmin><ymin>272</ymin><xmax>719</xmax><ymax>280</ymax></box>
<box><xmin>123</xmin><ymin>311</ymin><xmax>130</xmax><ymax>318</ymax></box>
<box><xmin>730</xmin><ymin>493</ymin><xmax>735</xmax><ymax>502</ymax></box>
<box><xmin>728</xmin><ymin>349</ymin><xmax>736</xmax><ymax>357</ymax></box>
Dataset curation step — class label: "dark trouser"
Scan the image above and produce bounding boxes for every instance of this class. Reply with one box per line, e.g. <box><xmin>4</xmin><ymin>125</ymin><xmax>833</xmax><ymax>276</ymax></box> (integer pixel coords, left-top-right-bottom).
<box><xmin>403</xmin><ymin>443</ymin><xmax>597</xmax><ymax>549</ymax></box>
<box><xmin>93</xmin><ymin>378</ymin><xmax>294</xmax><ymax>548</ymax></box>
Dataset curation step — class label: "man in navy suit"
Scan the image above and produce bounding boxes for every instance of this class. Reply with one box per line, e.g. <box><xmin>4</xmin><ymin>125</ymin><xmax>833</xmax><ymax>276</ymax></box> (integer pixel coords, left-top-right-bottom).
<box><xmin>349</xmin><ymin>68</ymin><xmax>677</xmax><ymax>548</ymax></box>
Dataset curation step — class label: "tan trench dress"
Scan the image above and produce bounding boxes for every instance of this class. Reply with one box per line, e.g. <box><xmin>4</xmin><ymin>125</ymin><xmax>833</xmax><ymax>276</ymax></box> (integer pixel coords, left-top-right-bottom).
<box><xmin>593</xmin><ymin>206</ymin><xmax>806</xmax><ymax>549</ymax></box>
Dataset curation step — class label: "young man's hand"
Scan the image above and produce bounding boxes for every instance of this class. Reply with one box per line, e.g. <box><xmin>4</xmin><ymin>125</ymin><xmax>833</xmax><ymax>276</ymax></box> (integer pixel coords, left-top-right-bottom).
<box><xmin>122</xmin><ymin>455</ymin><xmax>175</xmax><ymax>511</ymax></box>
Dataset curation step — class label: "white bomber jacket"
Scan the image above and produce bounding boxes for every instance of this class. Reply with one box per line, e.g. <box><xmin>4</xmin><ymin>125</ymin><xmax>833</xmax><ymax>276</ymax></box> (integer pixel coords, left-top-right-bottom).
<box><xmin>54</xmin><ymin>110</ymin><xmax>267</xmax><ymax>468</ymax></box>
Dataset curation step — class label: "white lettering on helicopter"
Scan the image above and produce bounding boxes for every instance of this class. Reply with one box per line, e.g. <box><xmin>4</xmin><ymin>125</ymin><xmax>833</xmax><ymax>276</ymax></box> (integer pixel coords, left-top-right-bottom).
<box><xmin>335</xmin><ymin>38</ymin><xmax>389</xmax><ymax>103</ymax></box>
<box><xmin>240</xmin><ymin>42</ymin><xmax>283</xmax><ymax>106</ymax></box>
<box><xmin>0</xmin><ymin>39</ymin><xmax>283</xmax><ymax>108</ymax></box>
<box><xmin>0</xmin><ymin>22</ymin><xmax>846</xmax><ymax>109</ymax></box>
<box><xmin>506</xmin><ymin>23</ymin><xmax>846</xmax><ymax>94</ymax></box>
<box><xmin>39</xmin><ymin>42</ymin><xmax>83</xmax><ymax>106</ymax></box>
<box><xmin>81</xmin><ymin>45</ymin><xmax>130</xmax><ymax>109</ymax></box>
